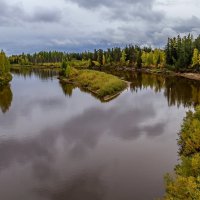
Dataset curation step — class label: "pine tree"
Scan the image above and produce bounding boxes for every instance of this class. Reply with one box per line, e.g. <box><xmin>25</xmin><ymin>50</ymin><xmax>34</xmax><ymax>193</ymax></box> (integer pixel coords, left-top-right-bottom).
<box><xmin>97</xmin><ymin>49</ymin><xmax>103</xmax><ymax>66</ymax></box>
<box><xmin>194</xmin><ymin>35</ymin><xmax>200</xmax><ymax>51</ymax></box>
<box><xmin>93</xmin><ymin>49</ymin><xmax>98</xmax><ymax>61</ymax></box>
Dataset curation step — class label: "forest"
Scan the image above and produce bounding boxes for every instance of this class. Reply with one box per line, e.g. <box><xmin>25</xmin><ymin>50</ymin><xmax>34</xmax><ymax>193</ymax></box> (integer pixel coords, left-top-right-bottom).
<box><xmin>8</xmin><ymin>34</ymin><xmax>200</xmax><ymax>71</ymax></box>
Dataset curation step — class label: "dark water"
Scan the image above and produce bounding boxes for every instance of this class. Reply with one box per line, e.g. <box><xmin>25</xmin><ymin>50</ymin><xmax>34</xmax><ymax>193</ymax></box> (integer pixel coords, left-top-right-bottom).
<box><xmin>0</xmin><ymin>69</ymin><xmax>199</xmax><ymax>200</ymax></box>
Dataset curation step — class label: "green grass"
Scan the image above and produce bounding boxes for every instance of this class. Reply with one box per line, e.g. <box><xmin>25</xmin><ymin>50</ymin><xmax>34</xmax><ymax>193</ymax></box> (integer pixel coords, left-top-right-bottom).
<box><xmin>69</xmin><ymin>60</ymin><xmax>89</xmax><ymax>68</ymax></box>
<box><xmin>67</xmin><ymin>60</ymin><xmax>100</xmax><ymax>68</ymax></box>
<box><xmin>60</xmin><ymin>68</ymin><xmax>127</xmax><ymax>99</ymax></box>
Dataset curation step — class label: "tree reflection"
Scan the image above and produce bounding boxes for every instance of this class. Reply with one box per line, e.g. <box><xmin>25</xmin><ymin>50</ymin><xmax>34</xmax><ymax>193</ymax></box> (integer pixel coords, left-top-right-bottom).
<box><xmin>11</xmin><ymin>68</ymin><xmax>200</xmax><ymax>107</ymax></box>
<box><xmin>59</xmin><ymin>81</ymin><xmax>120</xmax><ymax>102</ymax></box>
<box><xmin>0</xmin><ymin>84</ymin><xmax>13</xmax><ymax>113</ymax></box>
<box><xmin>59</xmin><ymin>81</ymin><xmax>75</xmax><ymax>97</ymax></box>
<box><xmin>128</xmin><ymin>72</ymin><xmax>200</xmax><ymax>107</ymax></box>
<box><xmin>11</xmin><ymin>68</ymin><xmax>59</xmax><ymax>80</ymax></box>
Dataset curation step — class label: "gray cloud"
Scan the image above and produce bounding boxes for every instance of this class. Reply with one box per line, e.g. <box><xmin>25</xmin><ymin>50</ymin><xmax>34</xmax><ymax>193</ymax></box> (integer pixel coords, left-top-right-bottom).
<box><xmin>0</xmin><ymin>0</ymin><xmax>200</xmax><ymax>53</ymax></box>
<box><xmin>0</xmin><ymin>0</ymin><xmax>62</xmax><ymax>26</ymax></box>
<box><xmin>172</xmin><ymin>16</ymin><xmax>200</xmax><ymax>33</ymax></box>
<box><xmin>0</xmin><ymin>0</ymin><xmax>24</xmax><ymax>26</ymax></box>
<box><xmin>30</xmin><ymin>7</ymin><xmax>62</xmax><ymax>23</ymax></box>
<box><xmin>66</xmin><ymin>0</ymin><xmax>154</xmax><ymax>9</ymax></box>
<box><xmin>104</xmin><ymin>4</ymin><xmax>164</xmax><ymax>24</ymax></box>
<box><xmin>67</xmin><ymin>0</ymin><xmax>164</xmax><ymax>23</ymax></box>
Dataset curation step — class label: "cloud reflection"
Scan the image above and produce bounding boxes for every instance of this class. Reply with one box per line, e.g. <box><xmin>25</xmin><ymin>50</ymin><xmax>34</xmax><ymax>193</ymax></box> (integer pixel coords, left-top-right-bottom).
<box><xmin>0</xmin><ymin>101</ymin><xmax>166</xmax><ymax>173</ymax></box>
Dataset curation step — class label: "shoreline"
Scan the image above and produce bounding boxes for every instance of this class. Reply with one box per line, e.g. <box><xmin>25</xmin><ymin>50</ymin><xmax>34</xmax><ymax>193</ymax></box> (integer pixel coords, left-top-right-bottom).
<box><xmin>10</xmin><ymin>64</ymin><xmax>61</xmax><ymax>70</ymax></box>
<box><xmin>176</xmin><ymin>73</ymin><xmax>200</xmax><ymax>81</ymax></box>
<box><xmin>10</xmin><ymin>64</ymin><xmax>200</xmax><ymax>82</ymax></box>
<box><xmin>103</xmin><ymin>67</ymin><xmax>200</xmax><ymax>81</ymax></box>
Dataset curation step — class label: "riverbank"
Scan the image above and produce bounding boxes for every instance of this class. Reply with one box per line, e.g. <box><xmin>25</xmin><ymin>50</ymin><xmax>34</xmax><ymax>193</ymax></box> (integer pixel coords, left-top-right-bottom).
<box><xmin>104</xmin><ymin>66</ymin><xmax>200</xmax><ymax>81</ymax></box>
<box><xmin>163</xmin><ymin>106</ymin><xmax>200</xmax><ymax>199</ymax></box>
<box><xmin>11</xmin><ymin>64</ymin><xmax>60</xmax><ymax>70</ymax></box>
<box><xmin>59</xmin><ymin>68</ymin><xmax>128</xmax><ymax>101</ymax></box>
<box><xmin>177</xmin><ymin>73</ymin><xmax>200</xmax><ymax>81</ymax></box>
<box><xmin>11</xmin><ymin>64</ymin><xmax>200</xmax><ymax>82</ymax></box>
<box><xmin>143</xmin><ymin>69</ymin><xmax>200</xmax><ymax>81</ymax></box>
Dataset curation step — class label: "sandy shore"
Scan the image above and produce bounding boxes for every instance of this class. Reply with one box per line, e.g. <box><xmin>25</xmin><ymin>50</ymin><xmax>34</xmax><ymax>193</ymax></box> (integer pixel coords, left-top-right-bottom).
<box><xmin>178</xmin><ymin>73</ymin><xmax>200</xmax><ymax>81</ymax></box>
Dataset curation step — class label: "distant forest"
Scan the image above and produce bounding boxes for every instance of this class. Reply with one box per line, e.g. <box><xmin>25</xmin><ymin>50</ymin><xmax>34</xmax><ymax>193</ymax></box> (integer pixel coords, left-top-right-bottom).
<box><xmin>8</xmin><ymin>34</ymin><xmax>200</xmax><ymax>71</ymax></box>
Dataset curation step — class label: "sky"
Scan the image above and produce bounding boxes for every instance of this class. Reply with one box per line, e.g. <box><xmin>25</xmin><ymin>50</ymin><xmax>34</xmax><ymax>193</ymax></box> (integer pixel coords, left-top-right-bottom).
<box><xmin>0</xmin><ymin>0</ymin><xmax>200</xmax><ymax>54</ymax></box>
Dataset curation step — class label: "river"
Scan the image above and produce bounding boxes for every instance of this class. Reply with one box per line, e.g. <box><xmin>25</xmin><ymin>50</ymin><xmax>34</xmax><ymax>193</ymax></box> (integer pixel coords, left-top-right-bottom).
<box><xmin>0</xmin><ymin>69</ymin><xmax>199</xmax><ymax>200</ymax></box>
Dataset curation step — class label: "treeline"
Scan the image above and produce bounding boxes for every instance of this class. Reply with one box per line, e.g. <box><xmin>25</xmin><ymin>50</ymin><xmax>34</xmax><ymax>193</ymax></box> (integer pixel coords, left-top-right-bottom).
<box><xmin>0</xmin><ymin>51</ymin><xmax>12</xmax><ymax>86</ymax></box>
<box><xmin>9</xmin><ymin>51</ymin><xmax>66</xmax><ymax>65</ymax></box>
<box><xmin>163</xmin><ymin>106</ymin><xmax>200</xmax><ymax>199</ymax></box>
<box><xmin>165</xmin><ymin>34</ymin><xmax>200</xmax><ymax>70</ymax></box>
<box><xmin>9</xmin><ymin>46</ymin><xmax>164</xmax><ymax>68</ymax></box>
<box><xmin>8</xmin><ymin>34</ymin><xmax>200</xmax><ymax>71</ymax></box>
<box><xmin>9</xmin><ymin>46</ymin><xmax>148</xmax><ymax>68</ymax></box>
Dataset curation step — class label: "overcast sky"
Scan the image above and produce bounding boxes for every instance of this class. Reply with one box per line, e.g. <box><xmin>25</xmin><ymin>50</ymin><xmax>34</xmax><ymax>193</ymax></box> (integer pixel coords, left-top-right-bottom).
<box><xmin>0</xmin><ymin>0</ymin><xmax>200</xmax><ymax>54</ymax></box>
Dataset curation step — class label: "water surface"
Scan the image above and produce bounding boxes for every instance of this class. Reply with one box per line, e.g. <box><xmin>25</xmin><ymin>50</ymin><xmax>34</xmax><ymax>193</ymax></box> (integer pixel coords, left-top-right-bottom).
<box><xmin>0</xmin><ymin>69</ymin><xmax>199</xmax><ymax>200</ymax></box>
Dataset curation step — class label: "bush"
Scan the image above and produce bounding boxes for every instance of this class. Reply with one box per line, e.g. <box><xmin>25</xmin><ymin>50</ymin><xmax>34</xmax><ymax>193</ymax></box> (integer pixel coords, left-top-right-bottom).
<box><xmin>163</xmin><ymin>106</ymin><xmax>200</xmax><ymax>199</ymax></box>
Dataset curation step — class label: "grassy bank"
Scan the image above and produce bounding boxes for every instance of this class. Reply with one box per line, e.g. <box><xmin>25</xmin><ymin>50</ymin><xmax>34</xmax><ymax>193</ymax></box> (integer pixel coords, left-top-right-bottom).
<box><xmin>60</xmin><ymin>67</ymin><xmax>128</xmax><ymax>101</ymax></box>
<box><xmin>163</xmin><ymin>106</ymin><xmax>200</xmax><ymax>199</ymax></box>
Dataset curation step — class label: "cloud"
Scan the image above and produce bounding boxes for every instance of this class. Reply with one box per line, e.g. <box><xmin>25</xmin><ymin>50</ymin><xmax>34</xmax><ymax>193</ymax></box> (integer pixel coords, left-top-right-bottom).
<box><xmin>0</xmin><ymin>0</ymin><xmax>25</xmax><ymax>26</ymax></box>
<box><xmin>66</xmin><ymin>0</ymin><xmax>164</xmax><ymax>24</ymax></box>
<box><xmin>66</xmin><ymin>0</ymin><xmax>154</xmax><ymax>9</ymax></box>
<box><xmin>0</xmin><ymin>0</ymin><xmax>62</xmax><ymax>26</ymax></box>
<box><xmin>29</xmin><ymin>7</ymin><xmax>62</xmax><ymax>23</ymax></box>
<box><xmin>0</xmin><ymin>0</ymin><xmax>200</xmax><ymax>54</ymax></box>
<box><xmin>172</xmin><ymin>16</ymin><xmax>200</xmax><ymax>33</ymax></box>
